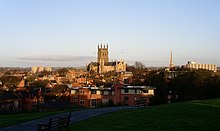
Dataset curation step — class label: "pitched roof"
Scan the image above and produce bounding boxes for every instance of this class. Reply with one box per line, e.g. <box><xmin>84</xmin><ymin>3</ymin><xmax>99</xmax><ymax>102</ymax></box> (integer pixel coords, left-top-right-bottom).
<box><xmin>104</xmin><ymin>62</ymin><xmax>116</xmax><ymax>66</ymax></box>
<box><xmin>90</xmin><ymin>62</ymin><xmax>99</xmax><ymax>66</ymax></box>
<box><xmin>89</xmin><ymin>62</ymin><xmax>117</xmax><ymax>66</ymax></box>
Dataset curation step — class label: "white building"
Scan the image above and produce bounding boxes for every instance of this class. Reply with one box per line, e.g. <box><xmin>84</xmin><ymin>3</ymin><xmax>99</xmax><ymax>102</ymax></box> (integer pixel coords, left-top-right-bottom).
<box><xmin>45</xmin><ymin>66</ymin><xmax>52</xmax><ymax>72</ymax></box>
<box><xmin>31</xmin><ymin>66</ymin><xmax>38</xmax><ymax>73</ymax></box>
<box><xmin>38</xmin><ymin>66</ymin><xmax>45</xmax><ymax>72</ymax></box>
<box><xmin>31</xmin><ymin>66</ymin><xmax>52</xmax><ymax>73</ymax></box>
<box><xmin>185</xmin><ymin>61</ymin><xmax>217</xmax><ymax>72</ymax></box>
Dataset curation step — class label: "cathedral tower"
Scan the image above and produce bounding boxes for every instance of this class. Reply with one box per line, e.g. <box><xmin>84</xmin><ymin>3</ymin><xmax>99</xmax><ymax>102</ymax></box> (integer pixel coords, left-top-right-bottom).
<box><xmin>97</xmin><ymin>43</ymin><xmax>109</xmax><ymax>63</ymax></box>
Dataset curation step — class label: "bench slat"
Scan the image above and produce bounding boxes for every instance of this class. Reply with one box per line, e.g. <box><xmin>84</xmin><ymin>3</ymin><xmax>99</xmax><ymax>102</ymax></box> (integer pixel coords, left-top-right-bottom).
<box><xmin>38</xmin><ymin>112</ymin><xmax>71</xmax><ymax>131</ymax></box>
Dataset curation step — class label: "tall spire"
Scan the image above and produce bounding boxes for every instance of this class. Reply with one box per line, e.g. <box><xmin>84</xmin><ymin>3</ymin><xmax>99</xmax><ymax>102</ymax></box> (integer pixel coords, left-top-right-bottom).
<box><xmin>169</xmin><ymin>49</ymin><xmax>174</xmax><ymax>68</ymax></box>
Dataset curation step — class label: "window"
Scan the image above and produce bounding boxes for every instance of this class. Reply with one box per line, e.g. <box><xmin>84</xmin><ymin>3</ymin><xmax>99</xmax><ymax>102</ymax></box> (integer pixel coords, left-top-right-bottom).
<box><xmin>135</xmin><ymin>89</ymin><xmax>137</xmax><ymax>93</ymax></box>
<box><xmin>74</xmin><ymin>97</ymin><xmax>78</xmax><ymax>100</ymax></box>
<box><xmin>103</xmin><ymin>91</ymin><xmax>109</xmax><ymax>95</ymax></box>
<box><xmin>80</xmin><ymin>100</ymin><xmax>85</xmax><ymax>105</ymax></box>
<box><xmin>80</xmin><ymin>90</ymin><xmax>85</xmax><ymax>94</ymax></box>
<box><xmin>143</xmin><ymin>90</ymin><xmax>149</xmax><ymax>93</ymax></box>
<box><xmin>91</xmin><ymin>90</ymin><xmax>97</xmax><ymax>94</ymax></box>
<box><xmin>124</xmin><ymin>89</ymin><xmax>129</xmax><ymax>93</ymax></box>
<box><xmin>71</xmin><ymin>90</ymin><xmax>78</xmax><ymax>94</ymax></box>
<box><xmin>102</xmin><ymin>99</ymin><xmax>109</xmax><ymax>104</ymax></box>
<box><xmin>91</xmin><ymin>99</ymin><xmax>97</xmax><ymax>107</ymax></box>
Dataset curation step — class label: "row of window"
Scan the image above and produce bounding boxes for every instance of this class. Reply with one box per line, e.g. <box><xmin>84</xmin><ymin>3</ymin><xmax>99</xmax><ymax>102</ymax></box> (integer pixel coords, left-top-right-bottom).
<box><xmin>77</xmin><ymin>97</ymin><xmax>147</xmax><ymax>107</ymax></box>
<box><xmin>79</xmin><ymin>99</ymin><xmax>97</xmax><ymax>107</ymax></box>
<box><xmin>77</xmin><ymin>90</ymin><xmax>114</xmax><ymax>95</ymax></box>
<box><xmin>101</xmin><ymin>52</ymin><xmax>108</xmax><ymax>57</ymax></box>
<box><xmin>189</xmin><ymin>64</ymin><xmax>216</xmax><ymax>69</ymax></box>
<box><xmin>73</xmin><ymin>89</ymin><xmax>149</xmax><ymax>95</ymax></box>
<box><xmin>124</xmin><ymin>89</ymin><xmax>148</xmax><ymax>94</ymax></box>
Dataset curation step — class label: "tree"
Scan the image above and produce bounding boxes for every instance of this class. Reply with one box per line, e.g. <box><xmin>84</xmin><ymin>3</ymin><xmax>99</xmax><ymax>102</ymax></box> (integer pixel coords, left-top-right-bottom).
<box><xmin>170</xmin><ymin>70</ymin><xmax>219</xmax><ymax>101</ymax></box>
<box><xmin>38</xmin><ymin>71</ymin><xmax>52</xmax><ymax>77</ymax></box>
<box><xmin>134</xmin><ymin>61</ymin><xmax>145</xmax><ymax>69</ymax></box>
<box><xmin>0</xmin><ymin>76</ymin><xmax>22</xmax><ymax>85</ymax></box>
<box><xmin>147</xmin><ymin>70</ymin><xmax>169</xmax><ymax>105</ymax></box>
<box><xmin>126</xmin><ymin>65</ymin><xmax>135</xmax><ymax>72</ymax></box>
<box><xmin>57</xmin><ymin>68</ymin><xmax>68</xmax><ymax>76</ymax></box>
<box><xmin>51</xmin><ymin>85</ymin><xmax>68</xmax><ymax>93</ymax></box>
<box><xmin>31</xmin><ymin>80</ymin><xmax>49</xmax><ymax>89</ymax></box>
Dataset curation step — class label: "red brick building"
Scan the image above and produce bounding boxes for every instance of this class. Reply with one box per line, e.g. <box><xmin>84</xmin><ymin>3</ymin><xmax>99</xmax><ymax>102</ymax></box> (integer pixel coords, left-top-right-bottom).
<box><xmin>70</xmin><ymin>83</ymin><xmax>155</xmax><ymax>108</ymax></box>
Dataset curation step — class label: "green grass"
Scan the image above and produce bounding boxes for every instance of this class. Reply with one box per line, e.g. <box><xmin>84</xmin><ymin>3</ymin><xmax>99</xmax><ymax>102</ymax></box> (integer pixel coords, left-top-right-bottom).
<box><xmin>0</xmin><ymin>108</ymin><xmax>80</xmax><ymax>128</ymax></box>
<box><xmin>68</xmin><ymin>98</ymin><xmax>220</xmax><ymax>131</ymax></box>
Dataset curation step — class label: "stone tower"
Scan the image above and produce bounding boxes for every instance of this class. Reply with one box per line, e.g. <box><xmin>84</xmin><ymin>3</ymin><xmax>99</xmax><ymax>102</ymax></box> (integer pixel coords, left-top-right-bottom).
<box><xmin>97</xmin><ymin>44</ymin><xmax>109</xmax><ymax>63</ymax></box>
<box><xmin>169</xmin><ymin>49</ymin><xmax>174</xmax><ymax>69</ymax></box>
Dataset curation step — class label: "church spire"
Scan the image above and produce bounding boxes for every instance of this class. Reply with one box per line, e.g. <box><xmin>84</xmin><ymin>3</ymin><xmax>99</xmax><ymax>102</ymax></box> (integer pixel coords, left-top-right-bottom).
<box><xmin>169</xmin><ymin>49</ymin><xmax>174</xmax><ymax>69</ymax></box>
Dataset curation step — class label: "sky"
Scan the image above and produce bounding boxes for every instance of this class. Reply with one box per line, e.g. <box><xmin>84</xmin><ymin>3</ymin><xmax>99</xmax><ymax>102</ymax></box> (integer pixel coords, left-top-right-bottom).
<box><xmin>0</xmin><ymin>0</ymin><xmax>220</xmax><ymax>67</ymax></box>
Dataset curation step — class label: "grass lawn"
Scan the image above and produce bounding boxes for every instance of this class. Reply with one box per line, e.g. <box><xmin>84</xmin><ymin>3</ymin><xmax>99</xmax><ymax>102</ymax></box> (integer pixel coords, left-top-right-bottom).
<box><xmin>68</xmin><ymin>98</ymin><xmax>220</xmax><ymax>131</ymax></box>
<box><xmin>0</xmin><ymin>108</ymin><xmax>80</xmax><ymax>128</ymax></box>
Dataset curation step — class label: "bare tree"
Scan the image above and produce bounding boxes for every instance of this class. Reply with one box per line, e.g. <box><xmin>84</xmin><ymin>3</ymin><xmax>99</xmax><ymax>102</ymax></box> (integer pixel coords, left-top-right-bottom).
<box><xmin>134</xmin><ymin>61</ymin><xmax>145</xmax><ymax>69</ymax></box>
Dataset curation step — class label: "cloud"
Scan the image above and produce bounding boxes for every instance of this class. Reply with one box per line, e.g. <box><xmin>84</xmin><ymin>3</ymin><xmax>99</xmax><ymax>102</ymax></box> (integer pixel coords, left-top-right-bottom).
<box><xmin>126</xmin><ymin>60</ymin><xmax>168</xmax><ymax>66</ymax></box>
<box><xmin>17</xmin><ymin>55</ymin><xmax>96</xmax><ymax>62</ymax></box>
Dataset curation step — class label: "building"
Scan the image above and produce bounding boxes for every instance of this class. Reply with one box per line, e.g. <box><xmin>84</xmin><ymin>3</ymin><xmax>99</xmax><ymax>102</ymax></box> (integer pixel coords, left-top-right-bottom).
<box><xmin>70</xmin><ymin>83</ymin><xmax>155</xmax><ymax>108</ymax></box>
<box><xmin>0</xmin><ymin>91</ymin><xmax>22</xmax><ymax>112</ymax></box>
<box><xmin>31</xmin><ymin>66</ymin><xmax>52</xmax><ymax>73</ymax></box>
<box><xmin>31</xmin><ymin>66</ymin><xmax>38</xmax><ymax>73</ymax></box>
<box><xmin>45</xmin><ymin>66</ymin><xmax>52</xmax><ymax>72</ymax></box>
<box><xmin>185</xmin><ymin>61</ymin><xmax>217</xmax><ymax>72</ymax></box>
<box><xmin>87</xmin><ymin>44</ymin><xmax>126</xmax><ymax>74</ymax></box>
<box><xmin>66</xmin><ymin>69</ymin><xmax>87</xmax><ymax>83</ymax></box>
<box><xmin>38</xmin><ymin>66</ymin><xmax>45</xmax><ymax>72</ymax></box>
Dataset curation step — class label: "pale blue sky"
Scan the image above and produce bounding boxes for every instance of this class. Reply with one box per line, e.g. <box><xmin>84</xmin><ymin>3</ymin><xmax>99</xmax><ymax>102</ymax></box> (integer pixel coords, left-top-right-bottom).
<box><xmin>0</xmin><ymin>0</ymin><xmax>219</xmax><ymax>67</ymax></box>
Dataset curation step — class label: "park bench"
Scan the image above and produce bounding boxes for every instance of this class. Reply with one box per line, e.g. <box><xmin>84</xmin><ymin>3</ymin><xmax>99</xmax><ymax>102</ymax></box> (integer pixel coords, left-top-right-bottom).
<box><xmin>135</xmin><ymin>100</ymin><xmax>147</xmax><ymax>109</ymax></box>
<box><xmin>38</xmin><ymin>112</ymin><xmax>71</xmax><ymax>131</ymax></box>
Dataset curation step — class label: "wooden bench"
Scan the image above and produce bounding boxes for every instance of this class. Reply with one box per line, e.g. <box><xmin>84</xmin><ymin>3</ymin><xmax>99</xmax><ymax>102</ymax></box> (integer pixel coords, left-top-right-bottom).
<box><xmin>135</xmin><ymin>100</ymin><xmax>147</xmax><ymax>109</ymax></box>
<box><xmin>38</xmin><ymin>112</ymin><xmax>71</xmax><ymax>131</ymax></box>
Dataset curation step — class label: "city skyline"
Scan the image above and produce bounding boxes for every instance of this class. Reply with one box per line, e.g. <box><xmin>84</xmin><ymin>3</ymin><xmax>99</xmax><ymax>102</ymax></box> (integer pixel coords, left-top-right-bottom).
<box><xmin>0</xmin><ymin>0</ymin><xmax>220</xmax><ymax>67</ymax></box>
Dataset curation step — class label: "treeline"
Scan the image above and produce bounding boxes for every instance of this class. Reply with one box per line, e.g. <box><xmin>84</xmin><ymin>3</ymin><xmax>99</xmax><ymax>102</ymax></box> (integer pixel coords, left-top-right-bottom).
<box><xmin>171</xmin><ymin>70</ymin><xmax>220</xmax><ymax>100</ymax></box>
<box><xmin>145</xmin><ymin>70</ymin><xmax>220</xmax><ymax>105</ymax></box>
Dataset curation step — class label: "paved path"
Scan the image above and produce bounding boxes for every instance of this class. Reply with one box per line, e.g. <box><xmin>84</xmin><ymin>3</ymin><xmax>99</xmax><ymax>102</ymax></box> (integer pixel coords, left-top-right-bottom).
<box><xmin>0</xmin><ymin>106</ymin><xmax>135</xmax><ymax>131</ymax></box>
